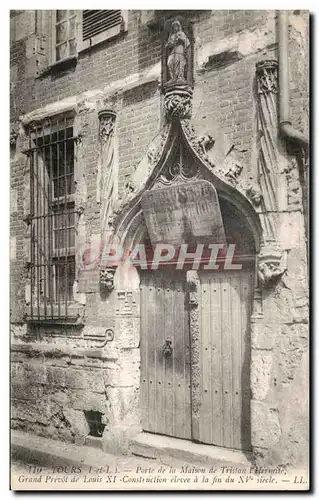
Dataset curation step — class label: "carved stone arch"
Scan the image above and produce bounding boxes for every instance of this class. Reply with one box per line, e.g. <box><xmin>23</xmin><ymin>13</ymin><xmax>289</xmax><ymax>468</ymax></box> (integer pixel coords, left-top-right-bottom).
<box><xmin>112</xmin><ymin>119</ymin><xmax>263</xmax><ymax>257</ymax></box>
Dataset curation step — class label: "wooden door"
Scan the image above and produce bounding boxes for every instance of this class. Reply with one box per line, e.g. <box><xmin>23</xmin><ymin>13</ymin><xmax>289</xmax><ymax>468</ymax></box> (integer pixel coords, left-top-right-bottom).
<box><xmin>196</xmin><ymin>269</ymin><xmax>253</xmax><ymax>450</ymax></box>
<box><xmin>140</xmin><ymin>269</ymin><xmax>192</xmax><ymax>440</ymax></box>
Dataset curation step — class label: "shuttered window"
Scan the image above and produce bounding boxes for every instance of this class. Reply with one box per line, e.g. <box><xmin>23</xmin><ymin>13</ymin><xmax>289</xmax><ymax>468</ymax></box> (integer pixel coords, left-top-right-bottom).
<box><xmin>82</xmin><ymin>10</ymin><xmax>122</xmax><ymax>41</ymax></box>
<box><xmin>50</xmin><ymin>10</ymin><xmax>128</xmax><ymax>63</ymax></box>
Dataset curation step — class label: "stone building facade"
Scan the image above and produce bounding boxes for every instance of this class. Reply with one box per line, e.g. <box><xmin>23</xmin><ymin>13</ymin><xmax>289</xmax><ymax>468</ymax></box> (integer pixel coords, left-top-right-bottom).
<box><xmin>10</xmin><ymin>10</ymin><xmax>309</xmax><ymax>469</ymax></box>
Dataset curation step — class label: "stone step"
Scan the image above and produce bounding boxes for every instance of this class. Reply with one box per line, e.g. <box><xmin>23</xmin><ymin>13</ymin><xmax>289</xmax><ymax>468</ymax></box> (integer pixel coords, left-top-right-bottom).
<box><xmin>129</xmin><ymin>432</ymin><xmax>253</xmax><ymax>469</ymax></box>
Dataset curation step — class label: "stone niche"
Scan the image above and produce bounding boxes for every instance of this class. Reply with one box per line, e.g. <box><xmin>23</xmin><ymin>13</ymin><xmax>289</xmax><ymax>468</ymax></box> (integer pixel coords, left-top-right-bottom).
<box><xmin>161</xmin><ymin>16</ymin><xmax>194</xmax><ymax>119</ymax></box>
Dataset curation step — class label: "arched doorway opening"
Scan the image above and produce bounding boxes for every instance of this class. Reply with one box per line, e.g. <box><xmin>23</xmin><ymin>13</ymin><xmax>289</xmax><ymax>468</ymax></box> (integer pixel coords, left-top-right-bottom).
<box><xmin>138</xmin><ymin>195</ymin><xmax>256</xmax><ymax>451</ymax></box>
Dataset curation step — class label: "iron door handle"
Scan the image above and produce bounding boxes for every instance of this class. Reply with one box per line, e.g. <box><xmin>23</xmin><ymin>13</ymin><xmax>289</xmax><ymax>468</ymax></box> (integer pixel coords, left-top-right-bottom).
<box><xmin>162</xmin><ymin>339</ymin><xmax>173</xmax><ymax>357</ymax></box>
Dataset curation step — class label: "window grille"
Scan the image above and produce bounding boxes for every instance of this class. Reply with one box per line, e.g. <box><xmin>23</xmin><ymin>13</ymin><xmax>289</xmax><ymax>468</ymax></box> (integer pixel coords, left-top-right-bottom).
<box><xmin>26</xmin><ymin>117</ymin><xmax>79</xmax><ymax>320</ymax></box>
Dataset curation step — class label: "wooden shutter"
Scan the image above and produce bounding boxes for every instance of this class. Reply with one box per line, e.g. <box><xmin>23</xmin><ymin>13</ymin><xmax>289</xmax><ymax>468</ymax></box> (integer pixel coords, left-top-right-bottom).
<box><xmin>82</xmin><ymin>10</ymin><xmax>122</xmax><ymax>41</ymax></box>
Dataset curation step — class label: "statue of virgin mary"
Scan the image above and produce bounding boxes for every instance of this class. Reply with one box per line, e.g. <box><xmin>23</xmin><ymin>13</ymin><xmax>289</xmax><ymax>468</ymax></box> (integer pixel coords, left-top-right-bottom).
<box><xmin>165</xmin><ymin>20</ymin><xmax>190</xmax><ymax>82</ymax></box>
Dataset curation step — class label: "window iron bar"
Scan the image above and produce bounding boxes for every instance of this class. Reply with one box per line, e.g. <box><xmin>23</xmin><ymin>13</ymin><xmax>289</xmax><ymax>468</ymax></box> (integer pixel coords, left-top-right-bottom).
<box><xmin>29</xmin><ymin>119</ymin><xmax>76</xmax><ymax>320</ymax></box>
<box><xmin>22</xmin><ymin>135</ymin><xmax>80</xmax><ymax>155</ymax></box>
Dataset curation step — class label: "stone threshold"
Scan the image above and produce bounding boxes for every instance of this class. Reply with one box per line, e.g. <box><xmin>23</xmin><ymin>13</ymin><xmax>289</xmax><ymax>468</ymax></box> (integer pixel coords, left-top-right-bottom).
<box><xmin>129</xmin><ymin>432</ymin><xmax>253</xmax><ymax>468</ymax></box>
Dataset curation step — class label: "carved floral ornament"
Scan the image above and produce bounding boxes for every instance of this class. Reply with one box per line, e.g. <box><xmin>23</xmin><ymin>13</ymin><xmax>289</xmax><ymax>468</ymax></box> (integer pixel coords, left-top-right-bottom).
<box><xmin>98</xmin><ymin>110</ymin><xmax>117</xmax><ymax>141</ymax></box>
<box><xmin>163</xmin><ymin>84</ymin><xmax>193</xmax><ymax>119</ymax></box>
<box><xmin>256</xmin><ymin>60</ymin><xmax>278</xmax><ymax>94</ymax></box>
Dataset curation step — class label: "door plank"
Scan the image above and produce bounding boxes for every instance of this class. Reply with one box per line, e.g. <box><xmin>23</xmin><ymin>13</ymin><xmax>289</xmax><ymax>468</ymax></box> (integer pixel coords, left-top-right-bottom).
<box><xmin>230</xmin><ymin>273</ymin><xmax>243</xmax><ymax>449</ymax></box>
<box><xmin>240</xmin><ymin>271</ymin><xmax>252</xmax><ymax>449</ymax></box>
<box><xmin>140</xmin><ymin>269</ymin><xmax>191</xmax><ymax>439</ymax></box>
<box><xmin>199</xmin><ymin>278</ymin><xmax>212</xmax><ymax>443</ymax></box>
<box><xmin>221</xmin><ymin>275</ymin><xmax>233</xmax><ymax>448</ymax></box>
<box><xmin>163</xmin><ymin>276</ymin><xmax>174</xmax><ymax>436</ymax></box>
<box><xmin>210</xmin><ymin>276</ymin><xmax>223</xmax><ymax>446</ymax></box>
<box><xmin>140</xmin><ymin>277</ymin><xmax>148</xmax><ymax>430</ymax></box>
<box><xmin>198</xmin><ymin>269</ymin><xmax>253</xmax><ymax>450</ymax></box>
<box><xmin>155</xmin><ymin>275</ymin><xmax>165</xmax><ymax>435</ymax></box>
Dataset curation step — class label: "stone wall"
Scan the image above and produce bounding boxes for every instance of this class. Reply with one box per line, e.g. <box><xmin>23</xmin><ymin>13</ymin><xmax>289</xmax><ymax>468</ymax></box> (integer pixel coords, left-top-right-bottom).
<box><xmin>10</xmin><ymin>10</ymin><xmax>308</xmax><ymax>466</ymax></box>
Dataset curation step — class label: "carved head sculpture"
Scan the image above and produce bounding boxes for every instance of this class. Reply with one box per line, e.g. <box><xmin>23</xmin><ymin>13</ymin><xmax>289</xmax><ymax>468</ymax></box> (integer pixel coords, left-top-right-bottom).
<box><xmin>100</xmin><ymin>267</ymin><xmax>116</xmax><ymax>292</ymax></box>
<box><xmin>171</xmin><ymin>19</ymin><xmax>182</xmax><ymax>33</ymax></box>
<box><xmin>225</xmin><ymin>162</ymin><xmax>243</xmax><ymax>183</ymax></box>
<box><xmin>258</xmin><ymin>246</ymin><xmax>287</xmax><ymax>286</ymax></box>
<box><xmin>246</xmin><ymin>183</ymin><xmax>262</xmax><ymax>206</ymax></box>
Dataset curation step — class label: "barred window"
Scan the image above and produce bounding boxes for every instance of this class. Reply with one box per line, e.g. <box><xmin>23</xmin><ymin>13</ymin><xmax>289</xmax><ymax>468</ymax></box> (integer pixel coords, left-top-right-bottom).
<box><xmin>27</xmin><ymin>117</ymin><xmax>78</xmax><ymax>320</ymax></box>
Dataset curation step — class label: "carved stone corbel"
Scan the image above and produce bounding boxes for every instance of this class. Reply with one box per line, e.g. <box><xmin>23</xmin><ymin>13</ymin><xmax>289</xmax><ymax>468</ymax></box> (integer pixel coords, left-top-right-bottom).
<box><xmin>99</xmin><ymin>267</ymin><xmax>116</xmax><ymax>292</ymax></box>
<box><xmin>258</xmin><ymin>245</ymin><xmax>287</xmax><ymax>286</ymax></box>
<box><xmin>256</xmin><ymin>60</ymin><xmax>278</xmax><ymax>95</ymax></box>
<box><xmin>98</xmin><ymin>109</ymin><xmax>117</xmax><ymax>141</ymax></box>
<box><xmin>246</xmin><ymin>182</ymin><xmax>263</xmax><ymax>207</ymax></box>
<box><xmin>163</xmin><ymin>83</ymin><xmax>193</xmax><ymax>119</ymax></box>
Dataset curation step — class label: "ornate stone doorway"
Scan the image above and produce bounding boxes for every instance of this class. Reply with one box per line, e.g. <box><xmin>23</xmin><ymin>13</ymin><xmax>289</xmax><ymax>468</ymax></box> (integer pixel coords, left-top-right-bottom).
<box><xmin>138</xmin><ymin>201</ymin><xmax>255</xmax><ymax>451</ymax></box>
<box><xmin>109</xmin><ymin>116</ymin><xmax>262</xmax><ymax>453</ymax></box>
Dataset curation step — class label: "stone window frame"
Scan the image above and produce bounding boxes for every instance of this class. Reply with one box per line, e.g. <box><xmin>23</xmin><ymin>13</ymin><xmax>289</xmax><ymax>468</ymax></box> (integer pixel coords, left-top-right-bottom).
<box><xmin>48</xmin><ymin>10</ymin><xmax>128</xmax><ymax>67</ymax></box>
<box><xmin>24</xmin><ymin>110</ymin><xmax>83</xmax><ymax>324</ymax></box>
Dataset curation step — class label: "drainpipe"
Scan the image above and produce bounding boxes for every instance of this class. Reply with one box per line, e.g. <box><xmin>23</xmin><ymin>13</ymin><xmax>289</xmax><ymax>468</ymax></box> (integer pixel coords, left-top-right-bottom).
<box><xmin>278</xmin><ymin>10</ymin><xmax>309</xmax><ymax>256</ymax></box>
<box><xmin>278</xmin><ymin>10</ymin><xmax>309</xmax><ymax>150</ymax></box>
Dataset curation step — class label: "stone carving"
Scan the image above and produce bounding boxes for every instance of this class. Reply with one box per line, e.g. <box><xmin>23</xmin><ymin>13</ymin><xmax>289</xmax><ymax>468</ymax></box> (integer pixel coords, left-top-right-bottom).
<box><xmin>162</xmin><ymin>18</ymin><xmax>193</xmax><ymax>120</ymax></box>
<box><xmin>115</xmin><ymin>291</ymin><xmax>138</xmax><ymax>316</ymax></box>
<box><xmin>181</xmin><ymin>121</ymin><xmax>216</xmax><ymax>168</ymax></box>
<box><xmin>194</xmin><ymin>133</ymin><xmax>215</xmax><ymax>156</ymax></box>
<box><xmin>98</xmin><ymin>109</ymin><xmax>116</xmax><ymax>140</ymax></box>
<box><xmin>10</xmin><ymin>128</ymin><xmax>18</xmax><ymax>147</ymax></box>
<box><xmin>255</xmin><ymin>59</ymin><xmax>283</xmax><ymax>242</ymax></box>
<box><xmin>225</xmin><ymin>162</ymin><xmax>243</xmax><ymax>184</ymax></box>
<box><xmin>83</xmin><ymin>326</ymin><xmax>114</xmax><ymax>348</ymax></box>
<box><xmin>187</xmin><ymin>271</ymin><xmax>199</xmax><ymax>307</ymax></box>
<box><xmin>258</xmin><ymin>261</ymin><xmax>285</xmax><ymax>285</ymax></box>
<box><xmin>246</xmin><ymin>182</ymin><xmax>263</xmax><ymax>206</ymax></box>
<box><xmin>157</xmin><ymin>157</ymin><xmax>198</xmax><ymax>186</ymax></box>
<box><xmin>163</xmin><ymin>84</ymin><xmax>193</xmax><ymax>119</ymax></box>
<box><xmin>99</xmin><ymin>267</ymin><xmax>116</xmax><ymax>291</ymax></box>
<box><xmin>258</xmin><ymin>246</ymin><xmax>287</xmax><ymax>286</ymax></box>
<box><xmin>186</xmin><ymin>270</ymin><xmax>201</xmax><ymax>425</ymax></box>
<box><xmin>146</xmin><ymin>130</ymin><xmax>167</xmax><ymax>167</ymax></box>
<box><xmin>96</xmin><ymin>110</ymin><xmax>118</xmax><ymax>240</ymax></box>
<box><xmin>256</xmin><ymin>60</ymin><xmax>278</xmax><ymax>94</ymax></box>
<box><xmin>165</xmin><ymin>20</ymin><xmax>190</xmax><ymax>82</ymax></box>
